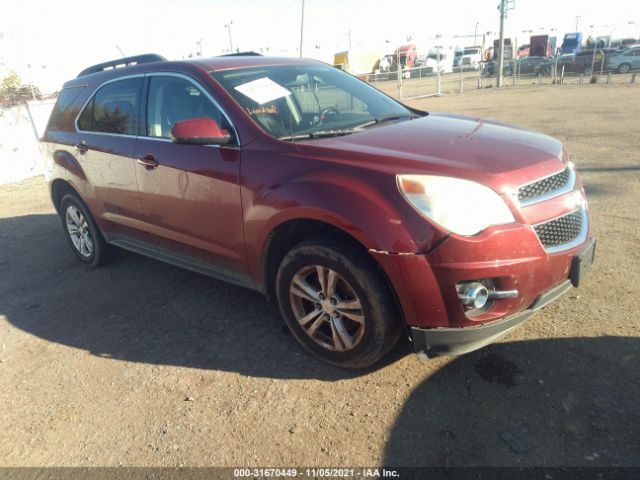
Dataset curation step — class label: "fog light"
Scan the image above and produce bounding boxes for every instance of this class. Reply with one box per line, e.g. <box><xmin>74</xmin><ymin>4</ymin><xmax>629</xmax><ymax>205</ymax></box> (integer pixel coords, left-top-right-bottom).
<box><xmin>458</xmin><ymin>282</ymin><xmax>490</xmax><ymax>309</ymax></box>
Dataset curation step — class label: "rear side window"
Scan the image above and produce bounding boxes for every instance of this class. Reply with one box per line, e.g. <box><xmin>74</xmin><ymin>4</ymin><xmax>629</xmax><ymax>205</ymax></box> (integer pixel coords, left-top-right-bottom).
<box><xmin>77</xmin><ymin>77</ymin><xmax>143</xmax><ymax>135</ymax></box>
<box><xmin>46</xmin><ymin>86</ymin><xmax>86</xmax><ymax>132</ymax></box>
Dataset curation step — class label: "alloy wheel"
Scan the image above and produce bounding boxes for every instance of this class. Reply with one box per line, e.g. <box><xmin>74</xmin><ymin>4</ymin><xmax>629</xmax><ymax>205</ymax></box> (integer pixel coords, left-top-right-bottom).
<box><xmin>289</xmin><ymin>265</ymin><xmax>365</xmax><ymax>352</ymax></box>
<box><xmin>65</xmin><ymin>205</ymin><xmax>93</xmax><ymax>258</ymax></box>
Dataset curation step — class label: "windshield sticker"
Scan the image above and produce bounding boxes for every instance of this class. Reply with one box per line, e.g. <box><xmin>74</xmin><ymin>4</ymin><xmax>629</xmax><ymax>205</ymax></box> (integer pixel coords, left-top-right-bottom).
<box><xmin>246</xmin><ymin>105</ymin><xmax>278</xmax><ymax>115</ymax></box>
<box><xmin>234</xmin><ymin>77</ymin><xmax>291</xmax><ymax>105</ymax></box>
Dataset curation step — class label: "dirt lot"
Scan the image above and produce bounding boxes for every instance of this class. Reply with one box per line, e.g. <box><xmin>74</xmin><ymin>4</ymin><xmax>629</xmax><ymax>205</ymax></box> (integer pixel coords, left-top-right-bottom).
<box><xmin>0</xmin><ymin>83</ymin><xmax>639</xmax><ymax>468</ymax></box>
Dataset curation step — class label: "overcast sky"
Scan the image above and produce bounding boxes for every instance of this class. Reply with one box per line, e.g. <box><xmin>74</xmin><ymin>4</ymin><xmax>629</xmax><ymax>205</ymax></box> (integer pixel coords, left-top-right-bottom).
<box><xmin>1</xmin><ymin>0</ymin><xmax>638</xmax><ymax>92</ymax></box>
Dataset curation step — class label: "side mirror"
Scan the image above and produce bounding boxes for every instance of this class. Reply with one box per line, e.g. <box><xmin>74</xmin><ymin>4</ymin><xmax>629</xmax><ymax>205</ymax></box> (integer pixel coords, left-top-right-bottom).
<box><xmin>170</xmin><ymin>118</ymin><xmax>232</xmax><ymax>145</ymax></box>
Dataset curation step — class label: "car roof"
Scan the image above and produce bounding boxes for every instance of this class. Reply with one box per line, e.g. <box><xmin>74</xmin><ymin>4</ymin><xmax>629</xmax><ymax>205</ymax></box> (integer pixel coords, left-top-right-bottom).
<box><xmin>191</xmin><ymin>55</ymin><xmax>325</xmax><ymax>71</ymax></box>
<box><xmin>63</xmin><ymin>55</ymin><xmax>326</xmax><ymax>89</ymax></box>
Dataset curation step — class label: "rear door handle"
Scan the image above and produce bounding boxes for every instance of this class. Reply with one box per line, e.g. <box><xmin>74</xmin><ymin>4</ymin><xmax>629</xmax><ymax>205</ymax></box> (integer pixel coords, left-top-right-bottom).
<box><xmin>74</xmin><ymin>141</ymin><xmax>88</xmax><ymax>154</ymax></box>
<box><xmin>136</xmin><ymin>154</ymin><xmax>159</xmax><ymax>170</ymax></box>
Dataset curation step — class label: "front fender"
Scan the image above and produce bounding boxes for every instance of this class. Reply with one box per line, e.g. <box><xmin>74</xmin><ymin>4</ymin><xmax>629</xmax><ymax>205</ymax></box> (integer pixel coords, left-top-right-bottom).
<box><xmin>243</xmin><ymin>168</ymin><xmax>438</xmax><ymax>283</ymax></box>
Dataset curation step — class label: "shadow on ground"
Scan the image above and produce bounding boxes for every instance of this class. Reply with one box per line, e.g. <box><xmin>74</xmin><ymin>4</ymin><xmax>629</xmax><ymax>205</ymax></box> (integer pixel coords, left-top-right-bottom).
<box><xmin>2</xmin><ymin>215</ymin><xmax>639</xmax><ymax>466</ymax></box>
<box><xmin>384</xmin><ymin>336</ymin><xmax>640</xmax><ymax>466</ymax></box>
<box><xmin>0</xmin><ymin>213</ymin><xmax>409</xmax><ymax>381</ymax></box>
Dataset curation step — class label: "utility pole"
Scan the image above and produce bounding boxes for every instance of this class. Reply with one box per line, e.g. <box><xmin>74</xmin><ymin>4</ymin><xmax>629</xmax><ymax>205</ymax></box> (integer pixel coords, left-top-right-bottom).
<box><xmin>496</xmin><ymin>0</ymin><xmax>514</xmax><ymax>88</ymax></box>
<box><xmin>575</xmin><ymin>15</ymin><xmax>581</xmax><ymax>32</ymax></box>
<box><xmin>299</xmin><ymin>0</ymin><xmax>305</xmax><ymax>57</ymax></box>
<box><xmin>474</xmin><ymin>22</ymin><xmax>479</xmax><ymax>45</ymax></box>
<box><xmin>225</xmin><ymin>21</ymin><xmax>234</xmax><ymax>53</ymax></box>
<box><xmin>497</xmin><ymin>0</ymin><xmax>506</xmax><ymax>87</ymax></box>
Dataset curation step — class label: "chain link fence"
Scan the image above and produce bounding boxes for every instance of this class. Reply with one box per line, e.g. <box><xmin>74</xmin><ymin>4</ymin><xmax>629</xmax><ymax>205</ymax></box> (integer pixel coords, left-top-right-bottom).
<box><xmin>366</xmin><ymin>61</ymin><xmax>640</xmax><ymax>101</ymax></box>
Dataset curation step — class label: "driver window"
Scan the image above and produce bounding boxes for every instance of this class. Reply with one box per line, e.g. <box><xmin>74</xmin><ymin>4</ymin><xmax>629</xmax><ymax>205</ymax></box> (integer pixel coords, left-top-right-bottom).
<box><xmin>146</xmin><ymin>76</ymin><xmax>228</xmax><ymax>139</ymax></box>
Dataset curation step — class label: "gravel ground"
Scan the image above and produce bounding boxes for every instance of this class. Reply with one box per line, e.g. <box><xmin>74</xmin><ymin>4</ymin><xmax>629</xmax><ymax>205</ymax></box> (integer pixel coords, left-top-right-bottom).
<box><xmin>0</xmin><ymin>83</ymin><xmax>638</xmax><ymax>468</ymax></box>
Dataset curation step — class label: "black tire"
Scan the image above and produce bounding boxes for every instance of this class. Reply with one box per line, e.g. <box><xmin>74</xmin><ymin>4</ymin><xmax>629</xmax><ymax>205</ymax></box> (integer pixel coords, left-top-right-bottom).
<box><xmin>276</xmin><ymin>237</ymin><xmax>403</xmax><ymax>369</ymax></box>
<box><xmin>59</xmin><ymin>193</ymin><xmax>111</xmax><ymax>267</ymax></box>
<box><xmin>618</xmin><ymin>63</ymin><xmax>631</xmax><ymax>74</ymax></box>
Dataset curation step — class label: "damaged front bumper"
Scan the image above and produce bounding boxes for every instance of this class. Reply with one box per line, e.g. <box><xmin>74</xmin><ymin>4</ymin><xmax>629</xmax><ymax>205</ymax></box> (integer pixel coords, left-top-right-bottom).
<box><xmin>411</xmin><ymin>279</ymin><xmax>573</xmax><ymax>357</ymax></box>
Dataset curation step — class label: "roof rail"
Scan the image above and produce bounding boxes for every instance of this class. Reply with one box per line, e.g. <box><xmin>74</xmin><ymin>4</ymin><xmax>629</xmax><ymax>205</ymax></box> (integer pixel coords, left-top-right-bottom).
<box><xmin>77</xmin><ymin>53</ymin><xmax>167</xmax><ymax>78</ymax></box>
<box><xmin>218</xmin><ymin>51</ymin><xmax>263</xmax><ymax>57</ymax></box>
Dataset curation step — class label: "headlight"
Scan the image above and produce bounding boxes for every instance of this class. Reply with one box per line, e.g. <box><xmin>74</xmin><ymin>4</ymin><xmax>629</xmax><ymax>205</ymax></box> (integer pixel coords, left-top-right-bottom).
<box><xmin>397</xmin><ymin>175</ymin><xmax>515</xmax><ymax>236</ymax></box>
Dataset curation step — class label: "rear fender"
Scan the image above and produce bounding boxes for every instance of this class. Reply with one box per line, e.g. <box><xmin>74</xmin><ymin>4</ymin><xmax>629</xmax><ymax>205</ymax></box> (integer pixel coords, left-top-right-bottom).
<box><xmin>53</xmin><ymin>149</ymin><xmax>87</xmax><ymax>181</ymax></box>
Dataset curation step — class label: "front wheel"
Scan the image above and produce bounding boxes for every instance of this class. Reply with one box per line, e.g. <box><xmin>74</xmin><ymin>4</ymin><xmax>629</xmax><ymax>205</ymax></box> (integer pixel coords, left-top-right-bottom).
<box><xmin>276</xmin><ymin>238</ymin><xmax>403</xmax><ymax>369</ymax></box>
<box><xmin>618</xmin><ymin>63</ymin><xmax>631</xmax><ymax>74</ymax></box>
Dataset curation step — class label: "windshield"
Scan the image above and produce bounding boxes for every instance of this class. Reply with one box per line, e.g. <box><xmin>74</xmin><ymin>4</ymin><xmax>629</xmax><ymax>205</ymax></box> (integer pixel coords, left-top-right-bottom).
<box><xmin>211</xmin><ymin>64</ymin><xmax>413</xmax><ymax>140</ymax></box>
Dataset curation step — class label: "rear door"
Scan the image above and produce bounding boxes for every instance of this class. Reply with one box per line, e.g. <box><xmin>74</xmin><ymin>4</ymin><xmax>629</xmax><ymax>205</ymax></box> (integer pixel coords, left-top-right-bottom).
<box><xmin>76</xmin><ymin>76</ymin><xmax>152</xmax><ymax>249</ymax></box>
<box><xmin>133</xmin><ymin>73</ymin><xmax>247</xmax><ymax>277</ymax></box>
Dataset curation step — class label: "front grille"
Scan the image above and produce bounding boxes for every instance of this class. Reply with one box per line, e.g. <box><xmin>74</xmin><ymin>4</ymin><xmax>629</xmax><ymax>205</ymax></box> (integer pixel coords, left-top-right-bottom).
<box><xmin>518</xmin><ymin>167</ymin><xmax>571</xmax><ymax>203</ymax></box>
<box><xmin>534</xmin><ymin>209</ymin><xmax>583</xmax><ymax>249</ymax></box>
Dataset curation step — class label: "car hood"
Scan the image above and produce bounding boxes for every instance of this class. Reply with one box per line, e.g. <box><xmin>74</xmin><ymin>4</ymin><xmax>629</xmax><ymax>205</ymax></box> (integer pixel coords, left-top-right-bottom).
<box><xmin>311</xmin><ymin>112</ymin><xmax>566</xmax><ymax>191</ymax></box>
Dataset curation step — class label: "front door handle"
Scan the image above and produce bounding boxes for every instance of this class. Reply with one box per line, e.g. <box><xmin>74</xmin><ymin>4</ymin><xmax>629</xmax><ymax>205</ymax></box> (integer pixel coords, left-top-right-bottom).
<box><xmin>74</xmin><ymin>141</ymin><xmax>88</xmax><ymax>155</ymax></box>
<box><xmin>136</xmin><ymin>154</ymin><xmax>159</xmax><ymax>170</ymax></box>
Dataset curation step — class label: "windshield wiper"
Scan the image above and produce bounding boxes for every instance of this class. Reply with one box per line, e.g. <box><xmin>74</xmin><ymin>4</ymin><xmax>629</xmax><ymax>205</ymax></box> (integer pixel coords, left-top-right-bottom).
<box><xmin>350</xmin><ymin>113</ymin><xmax>420</xmax><ymax>130</ymax></box>
<box><xmin>278</xmin><ymin>128</ymin><xmax>360</xmax><ymax>141</ymax></box>
<box><xmin>278</xmin><ymin>113</ymin><xmax>420</xmax><ymax>141</ymax></box>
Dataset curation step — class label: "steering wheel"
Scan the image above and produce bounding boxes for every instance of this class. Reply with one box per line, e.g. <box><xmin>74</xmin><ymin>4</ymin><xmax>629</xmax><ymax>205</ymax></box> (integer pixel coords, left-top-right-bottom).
<box><xmin>318</xmin><ymin>106</ymin><xmax>339</xmax><ymax>124</ymax></box>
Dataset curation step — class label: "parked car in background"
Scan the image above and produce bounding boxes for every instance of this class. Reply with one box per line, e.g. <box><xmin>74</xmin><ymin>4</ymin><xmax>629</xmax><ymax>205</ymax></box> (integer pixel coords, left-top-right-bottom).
<box><xmin>557</xmin><ymin>49</ymin><xmax>618</xmax><ymax>74</ymax></box>
<box><xmin>555</xmin><ymin>53</ymin><xmax>576</xmax><ymax>72</ymax></box>
<box><xmin>483</xmin><ymin>56</ymin><xmax>553</xmax><ymax>77</ymax></box>
<box><xmin>42</xmin><ymin>53</ymin><xmax>595</xmax><ymax>368</ymax></box>
<box><xmin>511</xmin><ymin>56</ymin><xmax>554</xmax><ymax>75</ymax></box>
<box><xmin>606</xmin><ymin>46</ymin><xmax>640</xmax><ymax>73</ymax></box>
<box><xmin>611</xmin><ymin>38</ymin><xmax>639</xmax><ymax>49</ymax></box>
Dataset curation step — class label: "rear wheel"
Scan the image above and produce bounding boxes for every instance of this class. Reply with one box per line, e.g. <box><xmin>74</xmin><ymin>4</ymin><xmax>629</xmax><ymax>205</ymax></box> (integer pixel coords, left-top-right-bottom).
<box><xmin>60</xmin><ymin>194</ymin><xmax>111</xmax><ymax>267</ymax></box>
<box><xmin>619</xmin><ymin>63</ymin><xmax>631</xmax><ymax>74</ymax></box>
<box><xmin>276</xmin><ymin>238</ymin><xmax>403</xmax><ymax>369</ymax></box>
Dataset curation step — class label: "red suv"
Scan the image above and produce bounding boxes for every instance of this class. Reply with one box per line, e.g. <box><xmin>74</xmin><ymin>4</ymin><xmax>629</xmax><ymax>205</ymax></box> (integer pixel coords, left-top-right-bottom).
<box><xmin>42</xmin><ymin>53</ymin><xmax>595</xmax><ymax>368</ymax></box>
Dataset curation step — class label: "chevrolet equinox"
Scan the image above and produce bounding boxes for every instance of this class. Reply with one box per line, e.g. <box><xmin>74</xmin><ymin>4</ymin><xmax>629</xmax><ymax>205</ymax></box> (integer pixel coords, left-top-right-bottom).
<box><xmin>42</xmin><ymin>53</ymin><xmax>595</xmax><ymax>368</ymax></box>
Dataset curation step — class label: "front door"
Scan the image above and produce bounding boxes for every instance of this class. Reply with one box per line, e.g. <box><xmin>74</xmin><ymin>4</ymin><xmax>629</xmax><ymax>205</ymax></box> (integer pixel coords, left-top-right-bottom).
<box><xmin>133</xmin><ymin>74</ymin><xmax>247</xmax><ymax>278</ymax></box>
